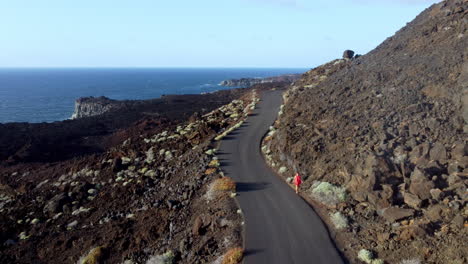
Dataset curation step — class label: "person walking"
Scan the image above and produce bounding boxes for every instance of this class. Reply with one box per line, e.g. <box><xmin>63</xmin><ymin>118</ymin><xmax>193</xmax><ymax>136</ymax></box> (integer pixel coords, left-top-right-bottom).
<box><xmin>293</xmin><ymin>172</ymin><xmax>302</xmax><ymax>194</ymax></box>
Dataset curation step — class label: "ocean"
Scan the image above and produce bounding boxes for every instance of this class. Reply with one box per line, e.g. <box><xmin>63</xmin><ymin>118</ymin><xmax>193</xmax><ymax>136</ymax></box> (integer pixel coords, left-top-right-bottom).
<box><xmin>0</xmin><ymin>68</ymin><xmax>306</xmax><ymax>123</ymax></box>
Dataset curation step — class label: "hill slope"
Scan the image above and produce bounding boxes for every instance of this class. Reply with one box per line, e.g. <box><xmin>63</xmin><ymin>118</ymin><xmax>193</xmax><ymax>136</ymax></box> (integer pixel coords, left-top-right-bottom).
<box><xmin>266</xmin><ymin>0</ymin><xmax>467</xmax><ymax>263</ymax></box>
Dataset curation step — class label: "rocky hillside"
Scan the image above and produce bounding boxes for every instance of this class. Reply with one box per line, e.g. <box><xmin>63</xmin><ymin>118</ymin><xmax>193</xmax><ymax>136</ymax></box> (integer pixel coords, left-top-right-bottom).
<box><xmin>0</xmin><ymin>82</ymin><xmax>285</xmax><ymax>264</ymax></box>
<box><xmin>265</xmin><ymin>0</ymin><xmax>467</xmax><ymax>263</ymax></box>
<box><xmin>0</xmin><ymin>90</ymin><xmax>246</xmax><ymax>165</ymax></box>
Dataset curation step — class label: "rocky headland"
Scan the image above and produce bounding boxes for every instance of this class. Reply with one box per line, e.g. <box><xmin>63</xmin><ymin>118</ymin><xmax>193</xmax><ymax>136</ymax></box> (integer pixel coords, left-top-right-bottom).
<box><xmin>219</xmin><ymin>73</ymin><xmax>302</xmax><ymax>87</ymax></box>
<box><xmin>262</xmin><ymin>0</ymin><xmax>467</xmax><ymax>263</ymax></box>
<box><xmin>71</xmin><ymin>96</ymin><xmax>124</xmax><ymax>119</ymax></box>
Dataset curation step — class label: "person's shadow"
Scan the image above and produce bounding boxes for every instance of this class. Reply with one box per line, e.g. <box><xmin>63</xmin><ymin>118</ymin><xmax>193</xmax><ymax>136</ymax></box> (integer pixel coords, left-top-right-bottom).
<box><xmin>236</xmin><ymin>182</ymin><xmax>270</xmax><ymax>192</ymax></box>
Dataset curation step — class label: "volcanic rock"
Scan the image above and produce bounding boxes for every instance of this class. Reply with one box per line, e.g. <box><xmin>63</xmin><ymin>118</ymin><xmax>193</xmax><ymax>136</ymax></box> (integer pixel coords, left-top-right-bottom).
<box><xmin>409</xmin><ymin>168</ymin><xmax>435</xmax><ymax>200</ymax></box>
<box><xmin>342</xmin><ymin>50</ymin><xmax>355</xmax><ymax>59</ymax></box>
<box><xmin>43</xmin><ymin>193</ymin><xmax>68</xmax><ymax>215</ymax></box>
<box><xmin>403</xmin><ymin>192</ymin><xmax>422</xmax><ymax>209</ymax></box>
<box><xmin>382</xmin><ymin>207</ymin><xmax>414</xmax><ymax>222</ymax></box>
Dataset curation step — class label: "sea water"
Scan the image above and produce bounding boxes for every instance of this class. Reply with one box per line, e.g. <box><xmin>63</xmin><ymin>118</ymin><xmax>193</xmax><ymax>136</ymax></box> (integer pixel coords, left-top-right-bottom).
<box><xmin>0</xmin><ymin>68</ymin><xmax>306</xmax><ymax>123</ymax></box>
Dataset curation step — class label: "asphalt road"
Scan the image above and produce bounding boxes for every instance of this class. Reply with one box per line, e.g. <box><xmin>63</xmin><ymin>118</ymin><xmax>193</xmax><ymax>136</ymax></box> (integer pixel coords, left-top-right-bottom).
<box><xmin>217</xmin><ymin>90</ymin><xmax>344</xmax><ymax>264</ymax></box>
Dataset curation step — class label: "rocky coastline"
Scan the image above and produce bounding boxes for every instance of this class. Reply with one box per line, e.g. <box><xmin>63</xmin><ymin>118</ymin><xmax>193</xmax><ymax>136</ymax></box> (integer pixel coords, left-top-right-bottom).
<box><xmin>219</xmin><ymin>73</ymin><xmax>302</xmax><ymax>87</ymax></box>
<box><xmin>71</xmin><ymin>96</ymin><xmax>124</xmax><ymax>119</ymax></box>
<box><xmin>0</xmin><ymin>82</ymin><xmax>287</xmax><ymax>263</ymax></box>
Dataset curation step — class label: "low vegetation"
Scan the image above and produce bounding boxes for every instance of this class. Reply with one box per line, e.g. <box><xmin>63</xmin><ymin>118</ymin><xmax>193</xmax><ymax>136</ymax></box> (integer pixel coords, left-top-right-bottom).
<box><xmin>330</xmin><ymin>212</ymin><xmax>348</xmax><ymax>230</ymax></box>
<box><xmin>213</xmin><ymin>177</ymin><xmax>236</xmax><ymax>192</ymax></box>
<box><xmin>222</xmin><ymin>247</ymin><xmax>243</xmax><ymax>264</ymax></box>
<box><xmin>78</xmin><ymin>246</ymin><xmax>105</xmax><ymax>264</ymax></box>
<box><xmin>309</xmin><ymin>181</ymin><xmax>346</xmax><ymax>207</ymax></box>
<box><xmin>357</xmin><ymin>249</ymin><xmax>384</xmax><ymax>264</ymax></box>
<box><xmin>145</xmin><ymin>251</ymin><xmax>174</xmax><ymax>264</ymax></box>
<box><xmin>206</xmin><ymin>177</ymin><xmax>237</xmax><ymax>201</ymax></box>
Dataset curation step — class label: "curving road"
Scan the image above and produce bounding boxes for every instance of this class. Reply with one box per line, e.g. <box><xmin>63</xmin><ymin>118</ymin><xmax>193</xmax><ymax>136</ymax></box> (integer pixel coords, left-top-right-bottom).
<box><xmin>217</xmin><ymin>90</ymin><xmax>344</xmax><ymax>264</ymax></box>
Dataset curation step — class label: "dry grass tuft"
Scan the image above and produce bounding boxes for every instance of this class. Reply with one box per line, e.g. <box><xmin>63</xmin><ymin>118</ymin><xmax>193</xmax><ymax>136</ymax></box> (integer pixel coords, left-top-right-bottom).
<box><xmin>206</xmin><ymin>177</ymin><xmax>236</xmax><ymax>201</ymax></box>
<box><xmin>213</xmin><ymin>177</ymin><xmax>236</xmax><ymax>192</ymax></box>
<box><xmin>222</xmin><ymin>247</ymin><xmax>243</xmax><ymax>264</ymax></box>
<box><xmin>79</xmin><ymin>246</ymin><xmax>105</xmax><ymax>264</ymax></box>
<box><xmin>205</xmin><ymin>168</ymin><xmax>217</xmax><ymax>175</ymax></box>
<box><xmin>209</xmin><ymin>159</ymin><xmax>220</xmax><ymax>167</ymax></box>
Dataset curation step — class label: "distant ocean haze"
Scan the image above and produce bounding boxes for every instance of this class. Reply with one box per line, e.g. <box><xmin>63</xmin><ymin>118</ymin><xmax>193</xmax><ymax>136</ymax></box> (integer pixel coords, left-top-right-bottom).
<box><xmin>0</xmin><ymin>68</ymin><xmax>306</xmax><ymax>123</ymax></box>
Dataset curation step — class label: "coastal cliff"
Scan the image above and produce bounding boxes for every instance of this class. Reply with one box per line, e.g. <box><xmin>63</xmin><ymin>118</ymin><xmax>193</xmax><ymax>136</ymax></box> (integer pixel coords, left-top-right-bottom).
<box><xmin>71</xmin><ymin>96</ymin><xmax>124</xmax><ymax>119</ymax></box>
<box><xmin>219</xmin><ymin>74</ymin><xmax>302</xmax><ymax>87</ymax></box>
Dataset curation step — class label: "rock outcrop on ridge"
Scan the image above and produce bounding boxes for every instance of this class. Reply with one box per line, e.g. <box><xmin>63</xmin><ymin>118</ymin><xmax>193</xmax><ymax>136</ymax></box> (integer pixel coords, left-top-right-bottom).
<box><xmin>264</xmin><ymin>0</ymin><xmax>467</xmax><ymax>263</ymax></box>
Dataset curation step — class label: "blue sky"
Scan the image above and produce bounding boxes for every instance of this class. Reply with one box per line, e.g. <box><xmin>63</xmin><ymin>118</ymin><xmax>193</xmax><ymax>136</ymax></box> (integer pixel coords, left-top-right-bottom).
<box><xmin>0</xmin><ymin>0</ymin><xmax>439</xmax><ymax>68</ymax></box>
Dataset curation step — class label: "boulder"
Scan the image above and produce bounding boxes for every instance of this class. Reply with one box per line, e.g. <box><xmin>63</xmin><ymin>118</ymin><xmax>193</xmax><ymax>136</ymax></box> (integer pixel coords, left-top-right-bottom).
<box><xmin>409</xmin><ymin>168</ymin><xmax>434</xmax><ymax>200</ymax></box>
<box><xmin>342</xmin><ymin>50</ymin><xmax>355</xmax><ymax>59</ymax></box>
<box><xmin>399</xmin><ymin>225</ymin><xmax>427</xmax><ymax>241</ymax></box>
<box><xmin>43</xmin><ymin>193</ymin><xmax>68</xmax><ymax>214</ymax></box>
<box><xmin>430</xmin><ymin>142</ymin><xmax>447</xmax><ymax>163</ymax></box>
<box><xmin>451</xmin><ymin>141</ymin><xmax>467</xmax><ymax>161</ymax></box>
<box><xmin>430</xmin><ymin>188</ymin><xmax>443</xmax><ymax>200</ymax></box>
<box><xmin>382</xmin><ymin>207</ymin><xmax>414</xmax><ymax>222</ymax></box>
<box><xmin>112</xmin><ymin>158</ymin><xmax>124</xmax><ymax>172</ymax></box>
<box><xmin>425</xmin><ymin>204</ymin><xmax>447</xmax><ymax>222</ymax></box>
<box><xmin>191</xmin><ymin>215</ymin><xmax>211</xmax><ymax>236</ymax></box>
<box><xmin>409</xmin><ymin>143</ymin><xmax>430</xmax><ymax>164</ymax></box>
<box><xmin>403</xmin><ymin>192</ymin><xmax>422</xmax><ymax>209</ymax></box>
<box><xmin>347</xmin><ymin>175</ymin><xmax>369</xmax><ymax>202</ymax></box>
<box><xmin>192</xmin><ymin>216</ymin><xmax>203</xmax><ymax>236</ymax></box>
<box><xmin>447</xmin><ymin>173</ymin><xmax>462</xmax><ymax>186</ymax></box>
<box><xmin>451</xmin><ymin>214</ymin><xmax>465</xmax><ymax>229</ymax></box>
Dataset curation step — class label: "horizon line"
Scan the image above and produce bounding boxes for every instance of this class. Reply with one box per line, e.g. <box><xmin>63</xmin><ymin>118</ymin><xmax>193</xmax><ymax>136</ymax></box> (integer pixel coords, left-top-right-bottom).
<box><xmin>0</xmin><ymin>66</ymin><xmax>311</xmax><ymax>69</ymax></box>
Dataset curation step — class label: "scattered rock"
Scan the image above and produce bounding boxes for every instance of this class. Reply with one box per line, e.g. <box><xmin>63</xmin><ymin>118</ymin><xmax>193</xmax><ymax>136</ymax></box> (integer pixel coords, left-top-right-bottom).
<box><xmin>451</xmin><ymin>215</ymin><xmax>464</xmax><ymax>229</ymax></box>
<box><xmin>43</xmin><ymin>193</ymin><xmax>68</xmax><ymax>215</ymax></box>
<box><xmin>430</xmin><ymin>142</ymin><xmax>447</xmax><ymax>163</ymax></box>
<box><xmin>399</xmin><ymin>225</ymin><xmax>427</xmax><ymax>241</ymax></box>
<box><xmin>430</xmin><ymin>188</ymin><xmax>443</xmax><ymax>200</ymax></box>
<box><xmin>382</xmin><ymin>207</ymin><xmax>414</xmax><ymax>222</ymax></box>
<box><xmin>409</xmin><ymin>168</ymin><xmax>434</xmax><ymax>200</ymax></box>
<box><xmin>403</xmin><ymin>192</ymin><xmax>422</xmax><ymax>209</ymax></box>
<box><xmin>192</xmin><ymin>216</ymin><xmax>204</xmax><ymax>236</ymax></box>
<box><xmin>67</xmin><ymin>220</ymin><xmax>78</xmax><ymax>229</ymax></box>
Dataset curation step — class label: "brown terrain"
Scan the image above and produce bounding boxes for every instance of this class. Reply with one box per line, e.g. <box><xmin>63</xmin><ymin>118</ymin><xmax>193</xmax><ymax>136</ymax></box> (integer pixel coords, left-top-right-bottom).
<box><xmin>0</xmin><ymin>83</ymin><xmax>288</xmax><ymax>263</ymax></box>
<box><xmin>263</xmin><ymin>0</ymin><xmax>467</xmax><ymax>263</ymax></box>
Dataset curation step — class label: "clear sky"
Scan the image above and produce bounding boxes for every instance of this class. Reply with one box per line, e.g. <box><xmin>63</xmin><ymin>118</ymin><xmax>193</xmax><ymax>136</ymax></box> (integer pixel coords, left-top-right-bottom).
<box><xmin>0</xmin><ymin>0</ymin><xmax>439</xmax><ymax>68</ymax></box>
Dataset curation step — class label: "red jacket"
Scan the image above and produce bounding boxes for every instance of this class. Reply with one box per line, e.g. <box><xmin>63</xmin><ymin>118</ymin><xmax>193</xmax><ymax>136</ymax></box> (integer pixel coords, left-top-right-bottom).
<box><xmin>293</xmin><ymin>173</ymin><xmax>302</xmax><ymax>186</ymax></box>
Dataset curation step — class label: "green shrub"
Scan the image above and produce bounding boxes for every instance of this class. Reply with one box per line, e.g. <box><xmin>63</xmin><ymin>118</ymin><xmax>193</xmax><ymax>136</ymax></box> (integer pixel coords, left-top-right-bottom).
<box><xmin>358</xmin><ymin>249</ymin><xmax>373</xmax><ymax>264</ymax></box>
<box><xmin>309</xmin><ymin>181</ymin><xmax>346</xmax><ymax>207</ymax></box>
<box><xmin>145</xmin><ymin>251</ymin><xmax>174</xmax><ymax>264</ymax></box>
<box><xmin>330</xmin><ymin>212</ymin><xmax>348</xmax><ymax>230</ymax></box>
